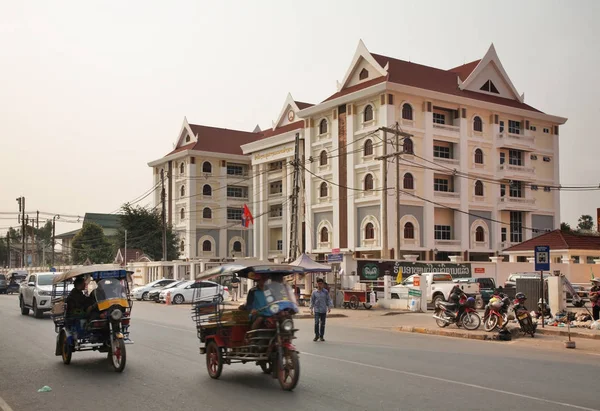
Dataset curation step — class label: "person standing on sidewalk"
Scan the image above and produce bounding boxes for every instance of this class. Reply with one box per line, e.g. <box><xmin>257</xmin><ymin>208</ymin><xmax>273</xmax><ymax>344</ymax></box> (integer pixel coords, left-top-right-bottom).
<box><xmin>590</xmin><ymin>278</ymin><xmax>600</xmax><ymax>320</ymax></box>
<box><xmin>310</xmin><ymin>278</ymin><xmax>332</xmax><ymax>342</ymax></box>
<box><xmin>230</xmin><ymin>274</ymin><xmax>240</xmax><ymax>302</ymax></box>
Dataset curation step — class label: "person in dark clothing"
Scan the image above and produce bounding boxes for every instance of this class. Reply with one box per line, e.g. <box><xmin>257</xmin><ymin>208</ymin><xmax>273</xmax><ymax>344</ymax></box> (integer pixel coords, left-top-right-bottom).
<box><xmin>66</xmin><ymin>277</ymin><xmax>95</xmax><ymax>317</ymax></box>
<box><xmin>590</xmin><ymin>279</ymin><xmax>600</xmax><ymax>321</ymax></box>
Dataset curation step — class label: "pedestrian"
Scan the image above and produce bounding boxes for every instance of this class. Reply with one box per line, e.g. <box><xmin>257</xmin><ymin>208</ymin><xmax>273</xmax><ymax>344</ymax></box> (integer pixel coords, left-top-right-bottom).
<box><xmin>310</xmin><ymin>278</ymin><xmax>332</xmax><ymax>342</ymax></box>
<box><xmin>590</xmin><ymin>278</ymin><xmax>600</xmax><ymax>320</ymax></box>
<box><xmin>230</xmin><ymin>274</ymin><xmax>240</xmax><ymax>302</ymax></box>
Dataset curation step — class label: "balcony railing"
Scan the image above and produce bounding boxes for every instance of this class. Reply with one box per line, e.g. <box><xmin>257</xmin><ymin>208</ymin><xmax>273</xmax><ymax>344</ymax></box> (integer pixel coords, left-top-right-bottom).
<box><xmin>433</xmin><ymin>123</ymin><xmax>460</xmax><ymax>133</ymax></box>
<box><xmin>434</xmin><ymin>191</ymin><xmax>460</xmax><ymax>199</ymax></box>
<box><xmin>498</xmin><ymin>196</ymin><xmax>536</xmax><ymax>211</ymax></box>
<box><xmin>434</xmin><ymin>157</ymin><xmax>460</xmax><ymax>166</ymax></box>
<box><xmin>435</xmin><ymin>239</ymin><xmax>461</xmax><ymax>246</ymax></box>
<box><xmin>497</xmin><ymin>132</ymin><xmax>535</xmax><ymax>149</ymax></box>
<box><xmin>498</xmin><ymin>164</ymin><xmax>535</xmax><ymax>174</ymax></box>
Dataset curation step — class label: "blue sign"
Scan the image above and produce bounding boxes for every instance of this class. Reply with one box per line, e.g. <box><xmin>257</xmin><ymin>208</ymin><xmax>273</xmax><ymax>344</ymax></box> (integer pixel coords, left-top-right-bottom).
<box><xmin>534</xmin><ymin>246</ymin><xmax>550</xmax><ymax>271</ymax></box>
<box><xmin>50</xmin><ymin>267</ymin><xmax>56</xmax><ymax>272</ymax></box>
<box><xmin>326</xmin><ymin>254</ymin><xmax>343</xmax><ymax>263</ymax></box>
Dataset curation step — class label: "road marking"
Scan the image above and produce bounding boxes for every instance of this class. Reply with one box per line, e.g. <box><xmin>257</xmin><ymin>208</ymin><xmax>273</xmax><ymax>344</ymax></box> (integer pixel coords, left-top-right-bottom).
<box><xmin>0</xmin><ymin>395</ymin><xmax>14</xmax><ymax>411</ymax></box>
<box><xmin>302</xmin><ymin>352</ymin><xmax>599</xmax><ymax>411</ymax></box>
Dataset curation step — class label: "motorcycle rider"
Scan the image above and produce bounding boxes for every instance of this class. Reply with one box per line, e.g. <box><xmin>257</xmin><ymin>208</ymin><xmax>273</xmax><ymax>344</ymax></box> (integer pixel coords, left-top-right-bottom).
<box><xmin>513</xmin><ymin>292</ymin><xmax>528</xmax><ymax>311</ymax></box>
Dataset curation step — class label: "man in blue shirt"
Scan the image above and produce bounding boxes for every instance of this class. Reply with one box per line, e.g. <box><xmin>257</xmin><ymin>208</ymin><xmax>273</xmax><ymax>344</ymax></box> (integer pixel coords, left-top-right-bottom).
<box><xmin>310</xmin><ymin>278</ymin><xmax>332</xmax><ymax>342</ymax></box>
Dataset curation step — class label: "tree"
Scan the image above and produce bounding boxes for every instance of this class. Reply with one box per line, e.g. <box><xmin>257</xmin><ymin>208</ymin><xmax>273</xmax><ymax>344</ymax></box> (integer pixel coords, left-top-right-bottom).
<box><xmin>577</xmin><ymin>215</ymin><xmax>595</xmax><ymax>231</ymax></box>
<box><xmin>71</xmin><ymin>222</ymin><xmax>114</xmax><ymax>264</ymax></box>
<box><xmin>560</xmin><ymin>222</ymin><xmax>572</xmax><ymax>232</ymax></box>
<box><xmin>115</xmin><ymin>204</ymin><xmax>179</xmax><ymax>261</ymax></box>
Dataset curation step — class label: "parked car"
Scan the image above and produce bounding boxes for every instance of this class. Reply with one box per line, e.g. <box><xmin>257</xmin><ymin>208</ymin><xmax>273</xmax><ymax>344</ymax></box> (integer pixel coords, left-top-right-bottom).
<box><xmin>454</xmin><ymin>277</ymin><xmax>496</xmax><ymax>308</ymax></box>
<box><xmin>391</xmin><ymin>273</ymin><xmax>480</xmax><ymax>306</ymax></box>
<box><xmin>0</xmin><ymin>274</ymin><xmax>7</xmax><ymax>294</ymax></box>
<box><xmin>504</xmin><ymin>272</ymin><xmax>549</xmax><ymax>288</ymax></box>
<box><xmin>6</xmin><ymin>271</ymin><xmax>28</xmax><ymax>294</ymax></box>
<box><xmin>149</xmin><ymin>280</ymin><xmax>185</xmax><ymax>302</ymax></box>
<box><xmin>132</xmin><ymin>279</ymin><xmax>177</xmax><ymax>301</ymax></box>
<box><xmin>159</xmin><ymin>280</ymin><xmax>230</xmax><ymax>305</ymax></box>
<box><xmin>19</xmin><ymin>272</ymin><xmax>60</xmax><ymax>318</ymax></box>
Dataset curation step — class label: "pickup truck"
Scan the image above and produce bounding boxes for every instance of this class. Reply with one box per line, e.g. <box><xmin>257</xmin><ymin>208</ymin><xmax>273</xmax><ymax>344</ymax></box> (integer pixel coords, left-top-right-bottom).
<box><xmin>19</xmin><ymin>272</ymin><xmax>59</xmax><ymax>318</ymax></box>
<box><xmin>390</xmin><ymin>272</ymin><xmax>480</xmax><ymax>306</ymax></box>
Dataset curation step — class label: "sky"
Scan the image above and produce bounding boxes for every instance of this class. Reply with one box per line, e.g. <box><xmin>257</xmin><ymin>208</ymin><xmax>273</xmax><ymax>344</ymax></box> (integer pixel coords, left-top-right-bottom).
<box><xmin>1</xmin><ymin>0</ymin><xmax>599</xmax><ymax>236</ymax></box>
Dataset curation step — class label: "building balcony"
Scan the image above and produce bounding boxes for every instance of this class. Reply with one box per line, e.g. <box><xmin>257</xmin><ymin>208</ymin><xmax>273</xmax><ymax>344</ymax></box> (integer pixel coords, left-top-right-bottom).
<box><xmin>433</xmin><ymin>123</ymin><xmax>460</xmax><ymax>139</ymax></box>
<box><xmin>434</xmin><ymin>191</ymin><xmax>460</xmax><ymax>203</ymax></box>
<box><xmin>497</xmin><ymin>164</ymin><xmax>536</xmax><ymax>181</ymax></box>
<box><xmin>497</xmin><ymin>196</ymin><xmax>536</xmax><ymax>211</ymax></box>
<box><xmin>435</xmin><ymin>239</ymin><xmax>461</xmax><ymax>247</ymax></box>
<box><xmin>434</xmin><ymin>157</ymin><xmax>460</xmax><ymax>167</ymax></box>
<box><xmin>496</xmin><ymin>132</ymin><xmax>536</xmax><ymax>151</ymax></box>
<box><xmin>269</xmin><ymin>249</ymin><xmax>284</xmax><ymax>256</ymax></box>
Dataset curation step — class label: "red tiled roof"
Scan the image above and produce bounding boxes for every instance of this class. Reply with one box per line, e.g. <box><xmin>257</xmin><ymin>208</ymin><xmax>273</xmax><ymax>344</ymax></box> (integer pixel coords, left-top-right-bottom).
<box><xmin>324</xmin><ymin>53</ymin><xmax>542</xmax><ymax>113</ymax></box>
<box><xmin>260</xmin><ymin>120</ymin><xmax>304</xmax><ymax>139</ymax></box>
<box><xmin>504</xmin><ymin>230</ymin><xmax>600</xmax><ymax>252</ymax></box>
<box><xmin>295</xmin><ymin>101</ymin><xmax>314</xmax><ymax>110</ymax></box>
<box><xmin>166</xmin><ymin>124</ymin><xmax>264</xmax><ymax>156</ymax></box>
<box><xmin>448</xmin><ymin>60</ymin><xmax>481</xmax><ymax>81</ymax></box>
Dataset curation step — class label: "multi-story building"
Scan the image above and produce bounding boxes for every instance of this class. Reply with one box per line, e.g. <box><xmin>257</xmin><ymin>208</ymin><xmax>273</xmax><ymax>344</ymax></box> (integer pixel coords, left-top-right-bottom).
<box><xmin>148</xmin><ymin>118</ymin><xmax>263</xmax><ymax>259</ymax></box>
<box><xmin>295</xmin><ymin>41</ymin><xmax>566</xmax><ymax>261</ymax></box>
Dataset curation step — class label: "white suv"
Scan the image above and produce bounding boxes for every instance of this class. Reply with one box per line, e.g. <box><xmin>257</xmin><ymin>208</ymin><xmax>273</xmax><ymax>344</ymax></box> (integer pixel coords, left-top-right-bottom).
<box><xmin>20</xmin><ymin>272</ymin><xmax>60</xmax><ymax>318</ymax></box>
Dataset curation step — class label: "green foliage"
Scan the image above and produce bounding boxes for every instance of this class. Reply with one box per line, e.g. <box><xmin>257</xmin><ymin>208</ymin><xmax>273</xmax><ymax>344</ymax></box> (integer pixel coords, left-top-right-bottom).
<box><xmin>577</xmin><ymin>215</ymin><xmax>595</xmax><ymax>231</ymax></box>
<box><xmin>560</xmin><ymin>222</ymin><xmax>572</xmax><ymax>232</ymax></box>
<box><xmin>71</xmin><ymin>222</ymin><xmax>114</xmax><ymax>264</ymax></box>
<box><xmin>116</xmin><ymin>204</ymin><xmax>179</xmax><ymax>261</ymax></box>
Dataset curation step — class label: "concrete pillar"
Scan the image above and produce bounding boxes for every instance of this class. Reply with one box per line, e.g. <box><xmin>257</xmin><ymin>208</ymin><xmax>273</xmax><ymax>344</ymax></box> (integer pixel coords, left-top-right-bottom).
<box><xmin>509</xmin><ymin>255</ymin><xmax>517</xmax><ymax>263</ymax></box>
<box><xmin>561</xmin><ymin>255</ymin><xmax>574</xmax><ymax>264</ymax></box>
<box><xmin>547</xmin><ymin>276</ymin><xmax>566</xmax><ymax>316</ymax></box>
<box><xmin>404</xmin><ymin>254</ymin><xmax>419</xmax><ymax>262</ymax></box>
<box><xmin>457</xmin><ymin>114</ymin><xmax>470</xmax><ymax>254</ymax></box>
<box><xmin>489</xmin><ymin>256</ymin><xmax>504</xmax><ymax>263</ymax></box>
<box><xmin>304</xmin><ymin>121</ymin><xmax>314</xmax><ymax>253</ymax></box>
<box><xmin>449</xmin><ymin>255</ymin><xmax>463</xmax><ymax>263</ymax></box>
<box><xmin>423</xmin><ymin>110</ymin><xmax>435</xmax><ymax>250</ymax></box>
<box><xmin>189</xmin><ymin>262</ymin><xmax>196</xmax><ymax>280</ymax></box>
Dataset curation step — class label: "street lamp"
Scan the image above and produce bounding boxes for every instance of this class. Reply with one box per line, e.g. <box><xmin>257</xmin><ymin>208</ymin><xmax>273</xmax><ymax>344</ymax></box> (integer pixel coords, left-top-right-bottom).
<box><xmin>51</xmin><ymin>215</ymin><xmax>60</xmax><ymax>267</ymax></box>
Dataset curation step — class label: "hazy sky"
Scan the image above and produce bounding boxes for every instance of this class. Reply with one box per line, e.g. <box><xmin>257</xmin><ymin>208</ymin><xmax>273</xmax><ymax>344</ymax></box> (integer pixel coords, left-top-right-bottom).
<box><xmin>1</xmin><ymin>0</ymin><xmax>599</xmax><ymax>236</ymax></box>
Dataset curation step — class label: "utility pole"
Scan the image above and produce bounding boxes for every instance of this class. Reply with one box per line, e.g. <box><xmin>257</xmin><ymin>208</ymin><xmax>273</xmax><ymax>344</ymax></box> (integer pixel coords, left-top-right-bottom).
<box><xmin>25</xmin><ymin>215</ymin><xmax>29</xmax><ymax>267</ymax></box>
<box><xmin>161</xmin><ymin>169</ymin><xmax>167</xmax><ymax>261</ymax></box>
<box><xmin>34</xmin><ymin>210</ymin><xmax>39</xmax><ymax>266</ymax></box>
<box><xmin>380</xmin><ymin>129</ymin><xmax>389</xmax><ymax>259</ymax></box>
<box><xmin>288</xmin><ymin>132</ymin><xmax>301</xmax><ymax>262</ymax></box>
<box><xmin>51</xmin><ymin>216</ymin><xmax>57</xmax><ymax>267</ymax></box>
<box><xmin>16</xmin><ymin>197</ymin><xmax>24</xmax><ymax>267</ymax></box>
<box><xmin>6</xmin><ymin>229</ymin><xmax>10</xmax><ymax>268</ymax></box>
<box><xmin>124</xmin><ymin>229</ymin><xmax>128</xmax><ymax>268</ymax></box>
<box><xmin>377</xmin><ymin>126</ymin><xmax>413</xmax><ymax>260</ymax></box>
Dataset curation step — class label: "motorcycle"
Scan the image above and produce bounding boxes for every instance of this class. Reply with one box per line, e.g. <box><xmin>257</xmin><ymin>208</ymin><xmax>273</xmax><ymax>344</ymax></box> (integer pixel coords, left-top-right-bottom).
<box><xmin>514</xmin><ymin>305</ymin><xmax>536</xmax><ymax>338</ymax></box>
<box><xmin>483</xmin><ymin>294</ymin><xmax>511</xmax><ymax>332</ymax></box>
<box><xmin>433</xmin><ymin>293</ymin><xmax>481</xmax><ymax>330</ymax></box>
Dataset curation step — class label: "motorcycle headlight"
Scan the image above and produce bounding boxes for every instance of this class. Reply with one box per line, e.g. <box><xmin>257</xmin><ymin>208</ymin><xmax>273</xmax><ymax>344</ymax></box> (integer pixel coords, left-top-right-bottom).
<box><xmin>281</xmin><ymin>319</ymin><xmax>294</xmax><ymax>332</ymax></box>
<box><xmin>110</xmin><ymin>309</ymin><xmax>123</xmax><ymax>321</ymax></box>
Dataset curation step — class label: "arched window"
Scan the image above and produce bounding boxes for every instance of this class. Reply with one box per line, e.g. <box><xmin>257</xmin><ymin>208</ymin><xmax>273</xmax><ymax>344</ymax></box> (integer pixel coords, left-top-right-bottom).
<box><xmin>202</xmin><ymin>161</ymin><xmax>212</xmax><ymax>173</ymax></box>
<box><xmin>364</xmin><ymin>174</ymin><xmax>374</xmax><ymax>191</ymax></box>
<box><xmin>364</xmin><ymin>105</ymin><xmax>374</xmax><ymax>122</ymax></box>
<box><xmin>180</xmin><ymin>208</ymin><xmax>185</xmax><ymax>220</ymax></box>
<box><xmin>179</xmin><ymin>162</ymin><xmax>185</xmax><ymax>175</ymax></box>
<box><xmin>233</xmin><ymin>241</ymin><xmax>242</xmax><ymax>252</ymax></box>
<box><xmin>359</xmin><ymin>68</ymin><xmax>369</xmax><ymax>80</ymax></box>
<box><xmin>320</xmin><ymin>182</ymin><xmax>328</xmax><ymax>198</ymax></box>
<box><xmin>402</xmin><ymin>104</ymin><xmax>413</xmax><ymax>120</ymax></box>
<box><xmin>202</xmin><ymin>240</ymin><xmax>212</xmax><ymax>252</ymax></box>
<box><xmin>203</xmin><ymin>184</ymin><xmax>212</xmax><ymax>196</ymax></box>
<box><xmin>202</xmin><ymin>207</ymin><xmax>212</xmax><ymax>219</ymax></box>
<box><xmin>473</xmin><ymin>116</ymin><xmax>483</xmax><ymax>132</ymax></box>
<box><xmin>319</xmin><ymin>119</ymin><xmax>328</xmax><ymax>135</ymax></box>
<box><xmin>474</xmin><ymin>148</ymin><xmax>484</xmax><ymax>164</ymax></box>
<box><xmin>319</xmin><ymin>150</ymin><xmax>328</xmax><ymax>166</ymax></box>
<box><xmin>364</xmin><ymin>139</ymin><xmax>373</xmax><ymax>156</ymax></box>
<box><xmin>180</xmin><ymin>185</ymin><xmax>185</xmax><ymax>197</ymax></box>
<box><xmin>475</xmin><ymin>226</ymin><xmax>485</xmax><ymax>242</ymax></box>
<box><xmin>365</xmin><ymin>222</ymin><xmax>375</xmax><ymax>239</ymax></box>
<box><xmin>475</xmin><ymin>180</ymin><xmax>484</xmax><ymax>196</ymax></box>
<box><xmin>320</xmin><ymin>227</ymin><xmax>329</xmax><ymax>243</ymax></box>
<box><xmin>403</xmin><ymin>138</ymin><xmax>414</xmax><ymax>154</ymax></box>
<box><xmin>404</xmin><ymin>222</ymin><xmax>415</xmax><ymax>239</ymax></box>
<box><xmin>403</xmin><ymin>173</ymin><xmax>414</xmax><ymax>190</ymax></box>
<box><xmin>180</xmin><ymin>240</ymin><xmax>185</xmax><ymax>252</ymax></box>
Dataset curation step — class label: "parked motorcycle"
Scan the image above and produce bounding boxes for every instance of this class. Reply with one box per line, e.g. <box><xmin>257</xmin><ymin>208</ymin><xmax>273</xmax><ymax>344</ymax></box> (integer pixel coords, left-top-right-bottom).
<box><xmin>433</xmin><ymin>294</ymin><xmax>481</xmax><ymax>330</ymax></box>
<box><xmin>483</xmin><ymin>294</ymin><xmax>511</xmax><ymax>332</ymax></box>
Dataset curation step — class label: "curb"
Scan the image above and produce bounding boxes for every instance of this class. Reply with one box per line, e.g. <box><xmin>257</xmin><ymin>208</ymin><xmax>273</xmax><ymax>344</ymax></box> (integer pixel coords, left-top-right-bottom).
<box><xmin>536</xmin><ymin>328</ymin><xmax>600</xmax><ymax>340</ymax></box>
<box><xmin>394</xmin><ymin>325</ymin><xmax>521</xmax><ymax>341</ymax></box>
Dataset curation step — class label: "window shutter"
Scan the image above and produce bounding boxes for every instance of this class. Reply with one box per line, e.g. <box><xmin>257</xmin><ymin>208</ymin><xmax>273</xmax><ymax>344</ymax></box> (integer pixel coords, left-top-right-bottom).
<box><xmin>494</xmin><ymin>114</ymin><xmax>499</xmax><ymax>124</ymax></box>
<box><xmin>525</xmin><ymin>120</ymin><xmax>530</xmax><ymax>130</ymax></box>
<box><xmin>388</xmin><ymin>94</ymin><xmax>394</xmax><ymax>105</ymax></box>
<box><xmin>426</xmin><ymin>102</ymin><xmax>432</xmax><ymax>112</ymax></box>
<box><xmin>554</xmin><ymin>125</ymin><xmax>559</xmax><ymax>135</ymax></box>
<box><xmin>461</xmin><ymin>108</ymin><xmax>467</xmax><ymax>119</ymax></box>
<box><xmin>221</xmin><ymin>160</ymin><xmax>226</xmax><ymax>167</ymax></box>
<box><xmin>347</xmin><ymin>104</ymin><xmax>353</xmax><ymax>115</ymax></box>
<box><xmin>333</xmin><ymin>109</ymin><xmax>337</xmax><ymax>120</ymax></box>
<box><xmin>380</xmin><ymin>94</ymin><xmax>386</xmax><ymax>105</ymax></box>
<box><xmin>191</xmin><ymin>157</ymin><xmax>195</xmax><ymax>164</ymax></box>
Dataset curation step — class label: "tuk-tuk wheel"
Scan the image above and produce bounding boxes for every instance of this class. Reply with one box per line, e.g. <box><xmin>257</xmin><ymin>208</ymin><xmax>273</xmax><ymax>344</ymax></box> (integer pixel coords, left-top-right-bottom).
<box><xmin>349</xmin><ymin>296</ymin><xmax>359</xmax><ymax>310</ymax></box>
<box><xmin>206</xmin><ymin>341</ymin><xmax>223</xmax><ymax>379</ymax></box>
<box><xmin>258</xmin><ymin>361</ymin><xmax>272</xmax><ymax>374</ymax></box>
<box><xmin>277</xmin><ymin>350</ymin><xmax>300</xmax><ymax>391</ymax></box>
<box><xmin>60</xmin><ymin>331</ymin><xmax>72</xmax><ymax>365</ymax></box>
<box><xmin>110</xmin><ymin>338</ymin><xmax>127</xmax><ymax>372</ymax></box>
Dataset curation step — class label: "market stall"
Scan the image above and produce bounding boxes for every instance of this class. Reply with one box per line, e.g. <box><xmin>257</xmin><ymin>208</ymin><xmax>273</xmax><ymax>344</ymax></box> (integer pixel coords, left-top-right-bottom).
<box><xmin>288</xmin><ymin>254</ymin><xmax>331</xmax><ymax>306</ymax></box>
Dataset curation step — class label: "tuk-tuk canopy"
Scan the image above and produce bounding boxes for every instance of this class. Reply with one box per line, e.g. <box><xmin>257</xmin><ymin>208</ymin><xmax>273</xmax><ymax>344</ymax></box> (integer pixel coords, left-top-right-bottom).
<box><xmin>53</xmin><ymin>264</ymin><xmax>131</xmax><ymax>284</ymax></box>
<box><xmin>195</xmin><ymin>263</ymin><xmax>305</xmax><ymax>282</ymax></box>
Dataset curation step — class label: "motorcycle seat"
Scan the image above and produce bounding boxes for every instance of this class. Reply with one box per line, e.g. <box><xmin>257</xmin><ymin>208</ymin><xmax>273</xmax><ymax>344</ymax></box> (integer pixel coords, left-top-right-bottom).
<box><xmin>439</xmin><ymin>302</ymin><xmax>457</xmax><ymax>310</ymax></box>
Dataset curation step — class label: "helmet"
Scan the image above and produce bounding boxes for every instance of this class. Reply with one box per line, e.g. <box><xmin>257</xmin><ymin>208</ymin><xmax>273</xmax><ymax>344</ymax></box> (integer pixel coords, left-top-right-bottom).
<box><xmin>515</xmin><ymin>292</ymin><xmax>527</xmax><ymax>301</ymax></box>
<box><xmin>465</xmin><ymin>297</ymin><xmax>476</xmax><ymax>308</ymax></box>
<box><xmin>491</xmin><ymin>300</ymin><xmax>503</xmax><ymax>309</ymax></box>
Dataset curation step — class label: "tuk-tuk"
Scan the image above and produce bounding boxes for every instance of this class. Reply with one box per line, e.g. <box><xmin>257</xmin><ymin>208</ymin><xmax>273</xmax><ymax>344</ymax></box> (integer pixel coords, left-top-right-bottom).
<box><xmin>191</xmin><ymin>263</ymin><xmax>303</xmax><ymax>391</ymax></box>
<box><xmin>7</xmin><ymin>271</ymin><xmax>27</xmax><ymax>294</ymax></box>
<box><xmin>51</xmin><ymin>264</ymin><xmax>133</xmax><ymax>372</ymax></box>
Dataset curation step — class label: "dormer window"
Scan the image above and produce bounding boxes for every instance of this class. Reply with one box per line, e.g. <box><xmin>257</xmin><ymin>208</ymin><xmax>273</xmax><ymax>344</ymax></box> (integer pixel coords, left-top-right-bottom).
<box><xmin>480</xmin><ymin>80</ymin><xmax>499</xmax><ymax>94</ymax></box>
<box><xmin>319</xmin><ymin>119</ymin><xmax>328</xmax><ymax>135</ymax></box>
<box><xmin>364</xmin><ymin>105</ymin><xmax>374</xmax><ymax>122</ymax></box>
<box><xmin>185</xmin><ymin>135</ymin><xmax>191</xmax><ymax>143</ymax></box>
<box><xmin>359</xmin><ymin>68</ymin><xmax>369</xmax><ymax>80</ymax></box>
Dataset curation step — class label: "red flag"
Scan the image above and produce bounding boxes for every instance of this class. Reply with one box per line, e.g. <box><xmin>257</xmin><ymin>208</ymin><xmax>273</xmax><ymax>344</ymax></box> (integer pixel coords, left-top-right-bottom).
<box><xmin>242</xmin><ymin>204</ymin><xmax>254</xmax><ymax>228</ymax></box>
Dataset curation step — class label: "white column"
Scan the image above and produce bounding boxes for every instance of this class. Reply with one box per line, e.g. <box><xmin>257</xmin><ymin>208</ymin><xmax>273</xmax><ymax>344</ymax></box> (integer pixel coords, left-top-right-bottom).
<box><xmin>331</xmin><ymin>110</ymin><xmax>340</xmax><ymax>248</ymax></box>
<box><xmin>186</xmin><ymin>159</ymin><xmax>197</xmax><ymax>259</ymax></box>
<box><xmin>552</xmin><ymin>132</ymin><xmax>561</xmax><ymax>228</ymax></box>
<box><xmin>458</xmin><ymin>114</ymin><xmax>469</xmax><ymax>253</ymax></box>
<box><xmin>384</xmin><ymin>100</ymin><xmax>395</xmax><ymax>254</ymax></box>
<box><xmin>252</xmin><ymin>164</ymin><xmax>260</xmax><ymax>258</ymax></box>
<box><xmin>423</xmin><ymin>109</ymin><xmax>435</xmax><ymax>252</ymax></box>
<box><xmin>258</xmin><ymin>164</ymin><xmax>268</xmax><ymax>260</ymax></box>
<box><xmin>525</xmin><ymin>212</ymin><xmax>533</xmax><ymax>241</ymax></box>
<box><xmin>346</xmin><ymin>104</ymin><xmax>356</xmax><ymax>251</ymax></box>
<box><xmin>491</xmin><ymin>119</ymin><xmax>502</xmax><ymax>252</ymax></box>
<box><xmin>284</xmin><ymin>157</ymin><xmax>293</xmax><ymax>257</ymax></box>
<box><xmin>304</xmin><ymin>122</ymin><xmax>314</xmax><ymax>253</ymax></box>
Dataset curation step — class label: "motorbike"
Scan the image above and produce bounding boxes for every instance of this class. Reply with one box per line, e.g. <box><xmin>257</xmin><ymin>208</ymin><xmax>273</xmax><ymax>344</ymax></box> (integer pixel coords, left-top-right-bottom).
<box><xmin>483</xmin><ymin>294</ymin><xmax>511</xmax><ymax>332</ymax></box>
<box><xmin>51</xmin><ymin>265</ymin><xmax>134</xmax><ymax>372</ymax></box>
<box><xmin>433</xmin><ymin>293</ymin><xmax>481</xmax><ymax>330</ymax></box>
<box><xmin>192</xmin><ymin>263</ymin><xmax>303</xmax><ymax>391</ymax></box>
<box><xmin>514</xmin><ymin>305</ymin><xmax>536</xmax><ymax>337</ymax></box>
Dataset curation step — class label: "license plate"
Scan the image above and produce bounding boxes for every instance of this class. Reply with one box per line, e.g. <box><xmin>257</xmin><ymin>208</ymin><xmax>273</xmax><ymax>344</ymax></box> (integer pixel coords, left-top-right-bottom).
<box><xmin>518</xmin><ymin>313</ymin><xmax>528</xmax><ymax>320</ymax></box>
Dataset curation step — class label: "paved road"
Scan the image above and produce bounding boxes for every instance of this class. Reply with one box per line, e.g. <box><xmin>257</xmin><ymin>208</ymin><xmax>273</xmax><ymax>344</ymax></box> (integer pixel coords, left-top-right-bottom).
<box><xmin>1</xmin><ymin>295</ymin><xmax>599</xmax><ymax>411</ymax></box>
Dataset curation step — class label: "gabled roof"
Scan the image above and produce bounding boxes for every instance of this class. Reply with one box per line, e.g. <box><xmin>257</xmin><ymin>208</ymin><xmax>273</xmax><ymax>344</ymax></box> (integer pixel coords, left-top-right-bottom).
<box><xmin>295</xmin><ymin>101</ymin><xmax>314</xmax><ymax>110</ymax></box>
<box><xmin>504</xmin><ymin>230</ymin><xmax>600</xmax><ymax>252</ymax></box>
<box><xmin>448</xmin><ymin>60</ymin><xmax>481</xmax><ymax>81</ymax></box>
<box><xmin>323</xmin><ymin>77</ymin><xmax>387</xmax><ymax>102</ymax></box>
<box><xmin>114</xmin><ymin>248</ymin><xmax>151</xmax><ymax>265</ymax></box>
<box><xmin>166</xmin><ymin>124</ymin><xmax>264</xmax><ymax>156</ymax></box>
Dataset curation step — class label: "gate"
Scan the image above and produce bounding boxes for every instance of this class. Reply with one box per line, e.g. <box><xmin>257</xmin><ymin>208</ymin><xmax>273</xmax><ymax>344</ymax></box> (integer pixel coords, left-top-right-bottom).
<box><xmin>516</xmin><ymin>278</ymin><xmax>548</xmax><ymax>307</ymax></box>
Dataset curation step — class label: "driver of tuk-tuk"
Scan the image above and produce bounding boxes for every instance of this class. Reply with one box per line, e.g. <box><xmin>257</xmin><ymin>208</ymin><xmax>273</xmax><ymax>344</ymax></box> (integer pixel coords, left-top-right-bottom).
<box><xmin>240</xmin><ymin>273</ymin><xmax>271</xmax><ymax>329</ymax></box>
<box><xmin>66</xmin><ymin>277</ymin><xmax>96</xmax><ymax>318</ymax></box>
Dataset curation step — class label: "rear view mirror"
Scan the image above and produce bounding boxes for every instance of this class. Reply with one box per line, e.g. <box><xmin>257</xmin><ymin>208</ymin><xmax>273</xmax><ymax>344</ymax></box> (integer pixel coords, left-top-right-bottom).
<box><xmin>28</xmin><ymin>282</ymin><xmax>35</xmax><ymax>287</ymax></box>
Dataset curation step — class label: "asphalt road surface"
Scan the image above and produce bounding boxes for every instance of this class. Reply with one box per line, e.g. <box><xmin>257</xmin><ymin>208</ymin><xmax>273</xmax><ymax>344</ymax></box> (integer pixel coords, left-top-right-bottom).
<box><xmin>1</xmin><ymin>295</ymin><xmax>599</xmax><ymax>411</ymax></box>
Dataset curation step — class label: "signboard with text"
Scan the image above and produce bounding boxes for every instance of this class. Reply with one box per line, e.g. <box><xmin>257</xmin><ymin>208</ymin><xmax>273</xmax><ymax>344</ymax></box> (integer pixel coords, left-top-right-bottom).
<box><xmin>357</xmin><ymin>260</ymin><xmax>472</xmax><ymax>281</ymax></box>
<box><xmin>327</xmin><ymin>254</ymin><xmax>343</xmax><ymax>263</ymax></box>
<box><xmin>535</xmin><ymin>246</ymin><xmax>550</xmax><ymax>271</ymax></box>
